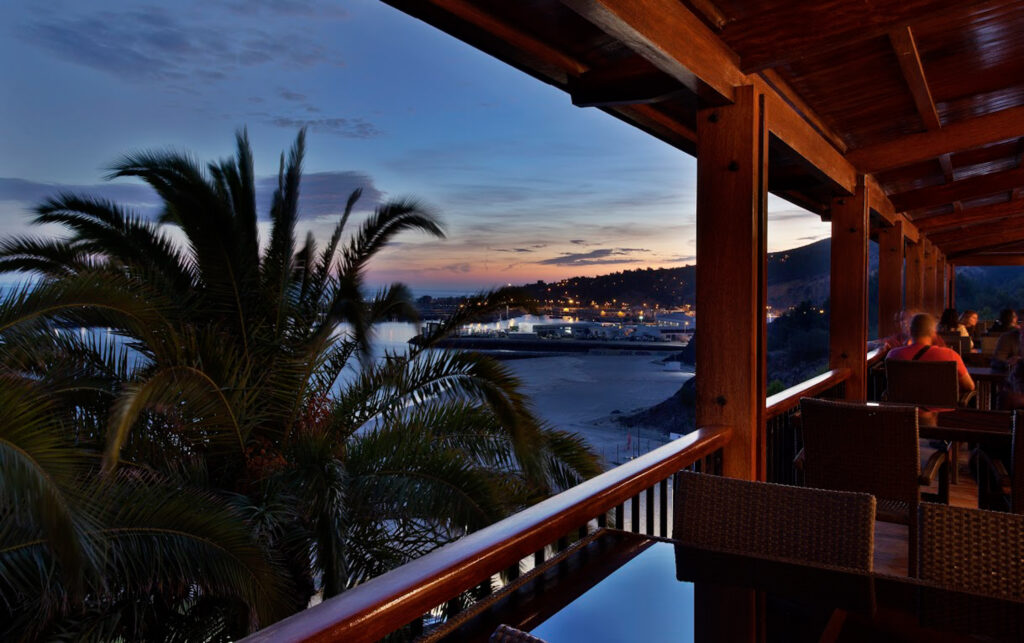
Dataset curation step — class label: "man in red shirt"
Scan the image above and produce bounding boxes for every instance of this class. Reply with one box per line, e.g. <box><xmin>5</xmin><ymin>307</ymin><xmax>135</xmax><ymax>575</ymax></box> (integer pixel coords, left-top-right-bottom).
<box><xmin>887</xmin><ymin>313</ymin><xmax>975</xmax><ymax>424</ymax></box>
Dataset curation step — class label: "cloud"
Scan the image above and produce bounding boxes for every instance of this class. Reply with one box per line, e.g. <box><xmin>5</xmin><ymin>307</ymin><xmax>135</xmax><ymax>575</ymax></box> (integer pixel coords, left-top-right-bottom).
<box><xmin>537</xmin><ymin>247</ymin><xmax>650</xmax><ymax>266</ymax></box>
<box><xmin>494</xmin><ymin>247</ymin><xmax>534</xmax><ymax>254</ymax></box>
<box><xmin>213</xmin><ymin>0</ymin><xmax>349</xmax><ymax>19</ymax></box>
<box><xmin>0</xmin><ymin>171</ymin><xmax>384</xmax><ymax>229</ymax></box>
<box><xmin>269</xmin><ymin>117</ymin><xmax>382</xmax><ymax>139</ymax></box>
<box><xmin>20</xmin><ymin>5</ymin><xmax>343</xmax><ymax>85</ymax></box>
<box><xmin>279</xmin><ymin>89</ymin><xmax>307</xmax><ymax>102</ymax></box>
<box><xmin>570</xmin><ymin>239</ymin><xmax>587</xmax><ymax>245</ymax></box>
<box><xmin>424</xmin><ymin>263</ymin><xmax>472</xmax><ymax>273</ymax></box>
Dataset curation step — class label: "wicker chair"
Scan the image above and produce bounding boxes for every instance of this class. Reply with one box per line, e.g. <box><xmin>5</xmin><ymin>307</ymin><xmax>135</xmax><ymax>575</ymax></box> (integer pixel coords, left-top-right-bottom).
<box><xmin>919</xmin><ymin>503</ymin><xmax>1024</xmax><ymax>601</ymax></box>
<box><xmin>974</xmin><ymin>410</ymin><xmax>1024</xmax><ymax>514</ymax></box>
<box><xmin>980</xmin><ymin>334</ymin><xmax>1002</xmax><ymax>354</ymax></box>
<box><xmin>798</xmin><ymin>398</ymin><xmax>948</xmax><ymax>576</ymax></box>
<box><xmin>938</xmin><ymin>333</ymin><xmax>971</xmax><ymax>356</ymax></box>
<box><xmin>673</xmin><ymin>470</ymin><xmax>876</xmax><ymax>572</ymax></box>
<box><xmin>885</xmin><ymin>359</ymin><xmax>972</xmax><ymax>484</ymax></box>
<box><xmin>885</xmin><ymin>359</ymin><xmax>963</xmax><ymax>409</ymax></box>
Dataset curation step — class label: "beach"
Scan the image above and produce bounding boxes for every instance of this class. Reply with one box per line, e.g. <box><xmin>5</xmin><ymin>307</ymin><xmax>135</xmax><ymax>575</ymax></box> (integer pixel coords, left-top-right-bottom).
<box><xmin>502</xmin><ymin>353</ymin><xmax>694</xmax><ymax>467</ymax></box>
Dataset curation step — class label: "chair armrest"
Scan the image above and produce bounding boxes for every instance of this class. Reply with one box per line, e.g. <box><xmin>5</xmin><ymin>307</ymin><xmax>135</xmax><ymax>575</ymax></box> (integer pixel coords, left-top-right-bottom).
<box><xmin>793</xmin><ymin>448</ymin><xmax>805</xmax><ymax>471</ymax></box>
<box><xmin>919</xmin><ymin>448</ymin><xmax>948</xmax><ymax>486</ymax></box>
<box><xmin>959</xmin><ymin>390</ymin><xmax>977</xmax><ymax>407</ymax></box>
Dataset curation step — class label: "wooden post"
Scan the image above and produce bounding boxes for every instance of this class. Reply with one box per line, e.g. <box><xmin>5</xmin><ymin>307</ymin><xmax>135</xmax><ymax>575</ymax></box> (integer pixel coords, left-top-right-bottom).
<box><xmin>935</xmin><ymin>252</ymin><xmax>947</xmax><ymax>312</ymax></box>
<box><xmin>947</xmin><ymin>264</ymin><xmax>956</xmax><ymax>309</ymax></box>
<box><xmin>696</xmin><ymin>84</ymin><xmax>767</xmax><ymax>481</ymax></box>
<box><xmin>877</xmin><ymin>220</ymin><xmax>904</xmax><ymax>339</ymax></box>
<box><xmin>830</xmin><ymin>183</ymin><xmax>869</xmax><ymax>401</ymax></box>
<box><xmin>922</xmin><ymin>239</ymin><xmax>937</xmax><ymax>313</ymax></box>
<box><xmin>906</xmin><ymin>240</ymin><xmax>925</xmax><ymax>311</ymax></box>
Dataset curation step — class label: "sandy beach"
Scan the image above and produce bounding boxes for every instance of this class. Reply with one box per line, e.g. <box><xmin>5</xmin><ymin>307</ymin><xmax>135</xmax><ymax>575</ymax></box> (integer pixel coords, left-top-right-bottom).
<box><xmin>502</xmin><ymin>353</ymin><xmax>694</xmax><ymax>467</ymax></box>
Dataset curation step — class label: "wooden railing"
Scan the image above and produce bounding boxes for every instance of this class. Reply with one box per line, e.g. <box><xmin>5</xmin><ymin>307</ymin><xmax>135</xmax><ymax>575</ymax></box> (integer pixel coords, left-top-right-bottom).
<box><xmin>244</xmin><ymin>426</ymin><xmax>732</xmax><ymax>643</ymax></box>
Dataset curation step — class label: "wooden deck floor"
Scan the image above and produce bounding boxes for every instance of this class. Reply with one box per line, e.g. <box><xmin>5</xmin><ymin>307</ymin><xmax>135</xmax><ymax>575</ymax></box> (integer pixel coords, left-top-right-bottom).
<box><xmin>873</xmin><ymin>448</ymin><xmax>979</xmax><ymax>576</ymax></box>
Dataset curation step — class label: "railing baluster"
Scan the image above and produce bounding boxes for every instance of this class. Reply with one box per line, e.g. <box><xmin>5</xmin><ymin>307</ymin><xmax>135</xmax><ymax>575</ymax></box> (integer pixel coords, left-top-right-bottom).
<box><xmin>597</xmin><ymin>512</ymin><xmax>607</xmax><ymax>529</ymax></box>
<box><xmin>557</xmin><ymin>535</ymin><xmax>568</xmax><ymax>552</ymax></box>
<box><xmin>630</xmin><ymin>494</ymin><xmax>640</xmax><ymax>533</ymax></box>
<box><xmin>615</xmin><ymin>503</ymin><xmax>624</xmax><ymax>530</ymax></box>
<box><xmin>534</xmin><ymin>548</ymin><xmax>544</xmax><ymax>568</ymax></box>
<box><xmin>645</xmin><ymin>486</ymin><xmax>655</xmax><ymax>535</ymax></box>
<box><xmin>659</xmin><ymin>477</ymin><xmax>669</xmax><ymax>537</ymax></box>
<box><xmin>578</xmin><ymin>525</ymin><xmax>588</xmax><ymax>540</ymax></box>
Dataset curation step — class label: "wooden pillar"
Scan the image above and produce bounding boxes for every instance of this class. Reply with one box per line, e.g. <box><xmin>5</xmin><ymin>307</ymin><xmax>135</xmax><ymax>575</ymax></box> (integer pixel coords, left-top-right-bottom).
<box><xmin>695</xmin><ymin>84</ymin><xmax>767</xmax><ymax>481</ymax></box>
<box><xmin>947</xmin><ymin>264</ymin><xmax>956</xmax><ymax>309</ymax></box>
<box><xmin>923</xmin><ymin>240</ymin><xmax>939</xmax><ymax>313</ymax></box>
<box><xmin>830</xmin><ymin>183</ymin><xmax>869</xmax><ymax>401</ymax></box>
<box><xmin>906</xmin><ymin>240</ymin><xmax>925</xmax><ymax>311</ymax></box>
<box><xmin>877</xmin><ymin>220</ymin><xmax>904</xmax><ymax>339</ymax></box>
<box><xmin>935</xmin><ymin>253</ymin><xmax>947</xmax><ymax>311</ymax></box>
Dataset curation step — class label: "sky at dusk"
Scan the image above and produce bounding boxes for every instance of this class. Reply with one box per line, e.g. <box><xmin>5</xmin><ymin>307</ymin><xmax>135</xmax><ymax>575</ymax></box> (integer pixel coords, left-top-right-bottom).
<box><xmin>0</xmin><ymin>0</ymin><xmax>831</xmax><ymax>294</ymax></box>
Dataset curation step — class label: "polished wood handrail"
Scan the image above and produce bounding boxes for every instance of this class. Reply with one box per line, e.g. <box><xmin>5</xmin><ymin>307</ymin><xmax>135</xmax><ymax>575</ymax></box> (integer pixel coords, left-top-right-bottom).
<box><xmin>242</xmin><ymin>426</ymin><xmax>732</xmax><ymax>643</ymax></box>
<box><xmin>765</xmin><ymin>368</ymin><xmax>852</xmax><ymax>420</ymax></box>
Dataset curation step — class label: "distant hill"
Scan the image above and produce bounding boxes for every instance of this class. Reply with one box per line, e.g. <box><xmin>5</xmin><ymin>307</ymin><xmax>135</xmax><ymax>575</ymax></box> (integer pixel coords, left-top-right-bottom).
<box><xmin>522</xmin><ymin>238</ymin><xmax>878</xmax><ymax>311</ymax></box>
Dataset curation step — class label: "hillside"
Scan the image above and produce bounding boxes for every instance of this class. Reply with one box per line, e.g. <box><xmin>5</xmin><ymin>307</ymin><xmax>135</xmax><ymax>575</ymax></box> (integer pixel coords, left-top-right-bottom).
<box><xmin>522</xmin><ymin>238</ymin><xmax>878</xmax><ymax>310</ymax></box>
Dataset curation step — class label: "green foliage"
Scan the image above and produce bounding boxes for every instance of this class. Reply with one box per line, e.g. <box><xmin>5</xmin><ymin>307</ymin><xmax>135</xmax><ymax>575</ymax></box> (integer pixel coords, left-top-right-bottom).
<box><xmin>0</xmin><ymin>129</ymin><xmax>599</xmax><ymax>640</ymax></box>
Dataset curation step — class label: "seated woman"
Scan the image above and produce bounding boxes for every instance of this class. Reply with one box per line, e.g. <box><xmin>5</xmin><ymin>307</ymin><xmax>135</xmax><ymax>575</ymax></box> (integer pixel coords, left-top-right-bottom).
<box><xmin>938</xmin><ymin>307</ymin><xmax>971</xmax><ymax>348</ymax></box>
<box><xmin>887</xmin><ymin>313</ymin><xmax>975</xmax><ymax>425</ymax></box>
<box><xmin>960</xmin><ymin>309</ymin><xmax>980</xmax><ymax>343</ymax></box>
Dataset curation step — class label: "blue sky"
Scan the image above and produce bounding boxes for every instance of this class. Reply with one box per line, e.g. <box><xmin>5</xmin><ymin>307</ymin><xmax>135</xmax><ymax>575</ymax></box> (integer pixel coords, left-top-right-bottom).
<box><xmin>0</xmin><ymin>0</ymin><xmax>830</xmax><ymax>293</ymax></box>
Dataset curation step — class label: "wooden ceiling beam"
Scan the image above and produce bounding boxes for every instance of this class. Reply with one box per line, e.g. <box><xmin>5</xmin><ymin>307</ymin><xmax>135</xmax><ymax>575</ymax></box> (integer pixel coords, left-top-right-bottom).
<box><xmin>560</xmin><ymin>0</ymin><xmax>861</xmax><ymax>196</ymax></box>
<box><xmin>929</xmin><ymin>222</ymin><xmax>1024</xmax><ymax>255</ymax></box>
<box><xmin>913</xmin><ymin>199</ymin><xmax>1024</xmax><ymax>233</ymax></box>
<box><xmin>889</xmin><ymin>26</ymin><xmax>941</xmax><ymax>131</ymax></box>
<box><xmin>901</xmin><ymin>215</ymin><xmax>920</xmax><ymax>244</ymax></box>
<box><xmin>569</xmin><ymin>69</ymin><xmax>687</xmax><ymax>107</ymax></box>
<box><xmin>846</xmin><ymin>106</ymin><xmax>1024</xmax><ymax>174</ymax></box>
<box><xmin>866</xmin><ymin>174</ymin><xmax>895</xmax><ymax>223</ymax></box>
<box><xmin>951</xmin><ymin>254</ymin><xmax>1024</xmax><ymax>266</ymax></box>
<box><xmin>724</xmin><ymin>0</ymin><xmax>998</xmax><ymax>73</ymax></box>
<box><xmin>890</xmin><ymin>166</ymin><xmax>1024</xmax><ymax>212</ymax></box>
<box><xmin>560</xmin><ymin>0</ymin><xmax>744</xmax><ymax>104</ymax></box>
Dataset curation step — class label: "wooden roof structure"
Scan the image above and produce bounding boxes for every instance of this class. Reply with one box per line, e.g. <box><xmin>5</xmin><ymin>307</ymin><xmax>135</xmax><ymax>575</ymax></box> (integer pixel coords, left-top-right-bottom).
<box><xmin>383</xmin><ymin>0</ymin><xmax>1024</xmax><ymax>265</ymax></box>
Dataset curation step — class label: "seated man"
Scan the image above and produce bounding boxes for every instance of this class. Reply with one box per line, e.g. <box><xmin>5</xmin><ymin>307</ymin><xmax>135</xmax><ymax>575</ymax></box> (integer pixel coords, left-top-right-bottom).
<box><xmin>887</xmin><ymin>313</ymin><xmax>975</xmax><ymax>425</ymax></box>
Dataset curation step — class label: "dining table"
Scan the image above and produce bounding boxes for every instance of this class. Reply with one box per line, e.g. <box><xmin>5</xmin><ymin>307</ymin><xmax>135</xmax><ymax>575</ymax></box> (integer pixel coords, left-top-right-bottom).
<box><xmin>967</xmin><ymin>365</ymin><xmax>1004</xmax><ymax>410</ymax></box>
<box><xmin>424</xmin><ymin>528</ymin><xmax>1024</xmax><ymax>642</ymax></box>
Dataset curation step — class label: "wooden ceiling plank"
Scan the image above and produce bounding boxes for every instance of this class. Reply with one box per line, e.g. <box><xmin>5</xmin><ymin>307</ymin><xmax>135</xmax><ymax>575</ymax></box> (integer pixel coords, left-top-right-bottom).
<box><xmin>846</xmin><ymin>106</ymin><xmax>1024</xmax><ymax>174</ymax></box>
<box><xmin>890</xmin><ymin>166</ymin><xmax>1024</xmax><ymax>212</ymax></box>
<box><xmin>888</xmin><ymin>26</ymin><xmax>941</xmax><ymax>131</ymax></box>
<box><xmin>725</xmin><ymin>0</ymin><xmax>1001</xmax><ymax>73</ymax></box>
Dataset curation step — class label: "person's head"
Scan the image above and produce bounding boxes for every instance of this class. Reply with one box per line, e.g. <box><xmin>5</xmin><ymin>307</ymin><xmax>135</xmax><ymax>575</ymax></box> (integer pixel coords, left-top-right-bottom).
<box><xmin>909</xmin><ymin>313</ymin><xmax>937</xmax><ymax>342</ymax></box>
<box><xmin>960</xmin><ymin>310</ymin><xmax>978</xmax><ymax>328</ymax></box>
<box><xmin>1000</xmin><ymin>308</ymin><xmax>1018</xmax><ymax>328</ymax></box>
<box><xmin>939</xmin><ymin>308</ymin><xmax>959</xmax><ymax>329</ymax></box>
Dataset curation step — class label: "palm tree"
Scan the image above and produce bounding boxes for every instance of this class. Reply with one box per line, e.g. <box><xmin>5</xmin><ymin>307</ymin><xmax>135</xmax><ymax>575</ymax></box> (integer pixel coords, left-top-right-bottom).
<box><xmin>0</xmin><ymin>129</ymin><xmax>600</xmax><ymax>641</ymax></box>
